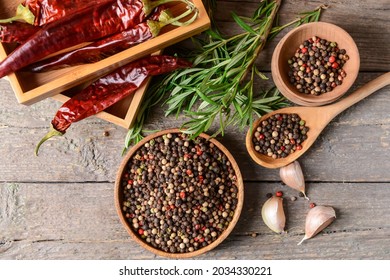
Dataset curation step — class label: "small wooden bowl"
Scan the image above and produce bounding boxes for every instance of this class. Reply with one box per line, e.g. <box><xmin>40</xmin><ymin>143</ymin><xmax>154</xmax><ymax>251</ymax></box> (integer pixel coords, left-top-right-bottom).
<box><xmin>271</xmin><ymin>22</ymin><xmax>360</xmax><ymax>106</ymax></box>
<box><xmin>115</xmin><ymin>129</ymin><xmax>244</xmax><ymax>258</ymax></box>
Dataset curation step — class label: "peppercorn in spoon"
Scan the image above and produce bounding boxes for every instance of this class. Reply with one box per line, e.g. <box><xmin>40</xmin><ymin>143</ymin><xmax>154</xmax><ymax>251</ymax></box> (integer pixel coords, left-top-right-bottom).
<box><xmin>246</xmin><ymin>72</ymin><xmax>390</xmax><ymax>169</ymax></box>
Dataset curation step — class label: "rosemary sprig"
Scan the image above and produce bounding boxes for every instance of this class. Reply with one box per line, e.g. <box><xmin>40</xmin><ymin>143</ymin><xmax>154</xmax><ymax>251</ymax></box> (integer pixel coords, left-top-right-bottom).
<box><xmin>123</xmin><ymin>0</ymin><xmax>327</xmax><ymax>149</ymax></box>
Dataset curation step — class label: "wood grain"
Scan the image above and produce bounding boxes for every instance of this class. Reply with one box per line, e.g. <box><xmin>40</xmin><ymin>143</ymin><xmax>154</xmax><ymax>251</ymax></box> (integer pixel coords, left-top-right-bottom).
<box><xmin>0</xmin><ymin>0</ymin><xmax>389</xmax><ymax>260</ymax></box>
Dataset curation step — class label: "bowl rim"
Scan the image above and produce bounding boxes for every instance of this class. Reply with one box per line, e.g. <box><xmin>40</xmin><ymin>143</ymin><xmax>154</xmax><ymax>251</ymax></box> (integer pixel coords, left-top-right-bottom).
<box><xmin>114</xmin><ymin>128</ymin><xmax>244</xmax><ymax>258</ymax></box>
<box><xmin>271</xmin><ymin>21</ymin><xmax>360</xmax><ymax>106</ymax></box>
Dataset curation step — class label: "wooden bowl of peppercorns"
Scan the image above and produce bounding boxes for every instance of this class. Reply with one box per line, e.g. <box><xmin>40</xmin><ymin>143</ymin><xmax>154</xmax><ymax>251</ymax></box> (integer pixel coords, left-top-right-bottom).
<box><xmin>271</xmin><ymin>22</ymin><xmax>360</xmax><ymax>106</ymax></box>
<box><xmin>115</xmin><ymin>129</ymin><xmax>244</xmax><ymax>258</ymax></box>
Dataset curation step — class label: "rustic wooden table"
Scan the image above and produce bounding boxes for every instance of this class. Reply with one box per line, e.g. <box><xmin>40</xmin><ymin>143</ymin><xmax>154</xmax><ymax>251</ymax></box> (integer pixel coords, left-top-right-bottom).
<box><xmin>0</xmin><ymin>0</ymin><xmax>389</xmax><ymax>260</ymax></box>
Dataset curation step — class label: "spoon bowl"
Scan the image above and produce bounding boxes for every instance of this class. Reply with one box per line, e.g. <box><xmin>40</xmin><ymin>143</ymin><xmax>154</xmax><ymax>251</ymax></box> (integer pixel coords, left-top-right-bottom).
<box><xmin>246</xmin><ymin>72</ymin><xmax>390</xmax><ymax>169</ymax></box>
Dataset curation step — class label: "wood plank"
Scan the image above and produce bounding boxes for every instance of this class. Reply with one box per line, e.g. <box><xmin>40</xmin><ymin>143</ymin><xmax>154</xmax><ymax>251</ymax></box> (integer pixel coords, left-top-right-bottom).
<box><xmin>2</xmin><ymin>229</ymin><xmax>389</xmax><ymax>260</ymax></box>
<box><xmin>0</xmin><ymin>182</ymin><xmax>388</xmax><ymax>259</ymax></box>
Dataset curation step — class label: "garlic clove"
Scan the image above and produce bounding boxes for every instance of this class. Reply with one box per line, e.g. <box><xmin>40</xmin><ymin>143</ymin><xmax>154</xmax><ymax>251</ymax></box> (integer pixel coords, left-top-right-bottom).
<box><xmin>298</xmin><ymin>205</ymin><xmax>336</xmax><ymax>245</ymax></box>
<box><xmin>280</xmin><ymin>161</ymin><xmax>309</xmax><ymax>200</ymax></box>
<box><xmin>261</xmin><ymin>196</ymin><xmax>286</xmax><ymax>234</ymax></box>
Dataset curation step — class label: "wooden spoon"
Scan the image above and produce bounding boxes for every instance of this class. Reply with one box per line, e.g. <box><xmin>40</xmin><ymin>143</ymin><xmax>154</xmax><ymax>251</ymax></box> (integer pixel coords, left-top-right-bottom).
<box><xmin>246</xmin><ymin>72</ymin><xmax>390</xmax><ymax>169</ymax></box>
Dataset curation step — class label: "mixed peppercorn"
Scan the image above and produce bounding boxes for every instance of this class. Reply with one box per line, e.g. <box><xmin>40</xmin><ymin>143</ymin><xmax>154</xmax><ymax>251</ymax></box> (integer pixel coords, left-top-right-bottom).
<box><xmin>288</xmin><ymin>36</ymin><xmax>349</xmax><ymax>95</ymax></box>
<box><xmin>120</xmin><ymin>133</ymin><xmax>240</xmax><ymax>254</ymax></box>
<box><xmin>252</xmin><ymin>113</ymin><xmax>309</xmax><ymax>159</ymax></box>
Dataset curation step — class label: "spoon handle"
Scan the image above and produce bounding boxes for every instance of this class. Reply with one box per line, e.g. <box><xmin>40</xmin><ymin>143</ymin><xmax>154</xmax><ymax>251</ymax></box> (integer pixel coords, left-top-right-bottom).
<box><xmin>325</xmin><ymin>72</ymin><xmax>390</xmax><ymax>118</ymax></box>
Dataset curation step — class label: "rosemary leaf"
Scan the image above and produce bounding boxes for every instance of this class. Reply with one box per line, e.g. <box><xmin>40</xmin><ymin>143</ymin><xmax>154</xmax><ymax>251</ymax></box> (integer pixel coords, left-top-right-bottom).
<box><xmin>254</xmin><ymin>67</ymin><xmax>269</xmax><ymax>80</ymax></box>
<box><xmin>193</xmin><ymin>87</ymin><xmax>219</xmax><ymax>106</ymax></box>
<box><xmin>232</xmin><ymin>12</ymin><xmax>258</xmax><ymax>35</ymax></box>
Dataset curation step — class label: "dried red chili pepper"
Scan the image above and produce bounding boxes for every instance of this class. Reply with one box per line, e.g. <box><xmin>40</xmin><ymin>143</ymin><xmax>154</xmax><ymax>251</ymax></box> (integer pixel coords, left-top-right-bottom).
<box><xmin>26</xmin><ymin>4</ymin><xmax>197</xmax><ymax>72</ymax></box>
<box><xmin>34</xmin><ymin>55</ymin><xmax>192</xmax><ymax>155</ymax></box>
<box><xmin>25</xmin><ymin>0</ymin><xmax>112</xmax><ymax>26</ymax></box>
<box><xmin>0</xmin><ymin>0</ymin><xmax>190</xmax><ymax>79</ymax></box>
<box><xmin>0</xmin><ymin>1</ymin><xmax>111</xmax><ymax>26</ymax></box>
<box><xmin>0</xmin><ymin>4</ymin><xmax>167</xmax><ymax>45</ymax></box>
<box><xmin>0</xmin><ymin>22</ymin><xmax>40</xmax><ymax>44</ymax></box>
<box><xmin>0</xmin><ymin>0</ymin><xmax>113</xmax><ymax>43</ymax></box>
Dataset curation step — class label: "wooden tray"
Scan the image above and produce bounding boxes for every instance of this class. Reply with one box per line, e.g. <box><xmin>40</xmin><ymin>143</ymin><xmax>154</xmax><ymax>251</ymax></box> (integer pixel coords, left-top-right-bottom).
<box><xmin>0</xmin><ymin>0</ymin><xmax>210</xmax><ymax>128</ymax></box>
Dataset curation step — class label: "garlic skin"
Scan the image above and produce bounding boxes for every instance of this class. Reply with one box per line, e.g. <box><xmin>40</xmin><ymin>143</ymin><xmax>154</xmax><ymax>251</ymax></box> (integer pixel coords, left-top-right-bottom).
<box><xmin>298</xmin><ymin>205</ymin><xmax>336</xmax><ymax>245</ymax></box>
<box><xmin>280</xmin><ymin>161</ymin><xmax>309</xmax><ymax>199</ymax></box>
<box><xmin>261</xmin><ymin>196</ymin><xmax>286</xmax><ymax>234</ymax></box>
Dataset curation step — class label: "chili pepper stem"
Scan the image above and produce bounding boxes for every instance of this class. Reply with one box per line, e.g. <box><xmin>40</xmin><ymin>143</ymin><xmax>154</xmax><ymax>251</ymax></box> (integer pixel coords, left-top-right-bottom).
<box><xmin>0</xmin><ymin>4</ymin><xmax>35</xmax><ymax>25</ymax></box>
<box><xmin>35</xmin><ymin>125</ymin><xmax>64</xmax><ymax>156</ymax></box>
<box><xmin>146</xmin><ymin>0</ymin><xmax>196</xmax><ymax>17</ymax></box>
<box><xmin>148</xmin><ymin>2</ymin><xmax>199</xmax><ymax>35</ymax></box>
